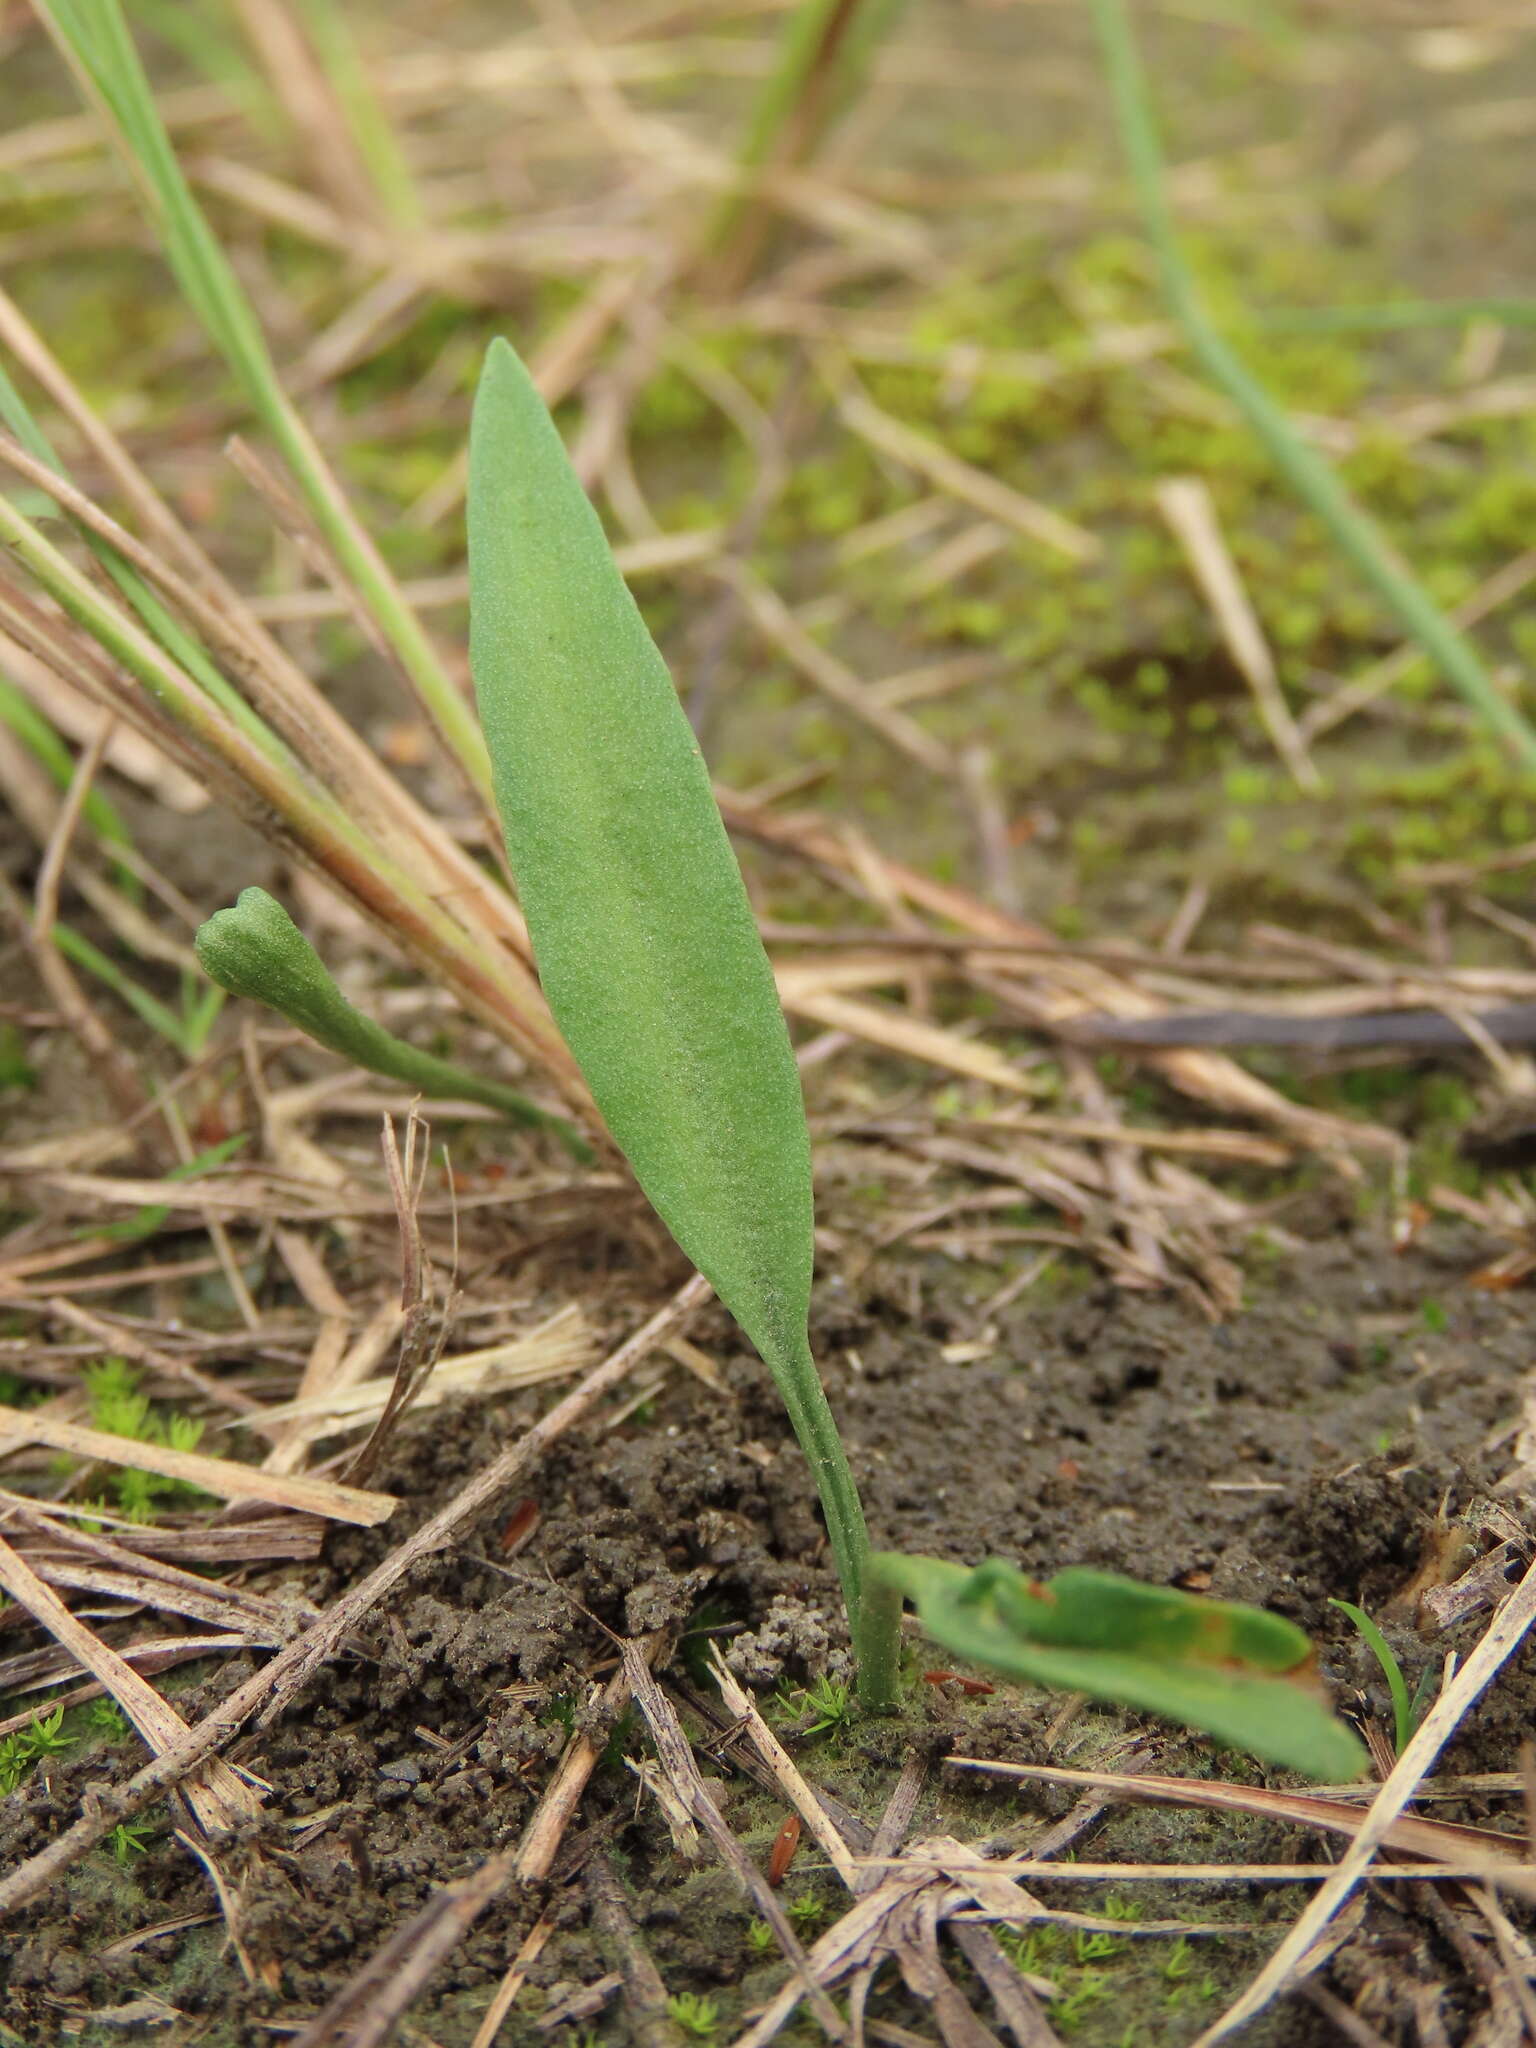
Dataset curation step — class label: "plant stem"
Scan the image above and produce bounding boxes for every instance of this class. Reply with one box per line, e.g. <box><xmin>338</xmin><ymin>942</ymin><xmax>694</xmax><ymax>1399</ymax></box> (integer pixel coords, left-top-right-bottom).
<box><xmin>1088</xmin><ymin>0</ymin><xmax>1536</xmax><ymax>775</ymax></box>
<box><xmin>765</xmin><ymin>1330</ymin><xmax>898</xmax><ymax>1708</ymax></box>
<box><xmin>854</xmin><ymin>1566</ymin><xmax>902</xmax><ymax>1714</ymax></box>
<box><xmin>196</xmin><ymin>888</ymin><xmax>590</xmax><ymax>1157</ymax></box>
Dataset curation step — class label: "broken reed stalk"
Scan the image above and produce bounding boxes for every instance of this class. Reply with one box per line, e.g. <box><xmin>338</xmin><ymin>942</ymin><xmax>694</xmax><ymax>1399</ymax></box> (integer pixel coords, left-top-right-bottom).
<box><xmin>1088</xmin><ymin>0</ymin><xmax>1536</xmax><ymax>774</ymax></box>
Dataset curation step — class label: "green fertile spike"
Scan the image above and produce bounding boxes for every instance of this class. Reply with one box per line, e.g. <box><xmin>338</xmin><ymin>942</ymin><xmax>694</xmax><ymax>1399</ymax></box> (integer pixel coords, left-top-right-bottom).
<box><xmin>875</xmin><ymin>1554</ymin><xmax>1367</xmax><ymax>1781</ymax></box>
<box><xmin>195</xmin><ymin>888</ymin><xmax>590</xmax><ymax>1158</ymax></box>
<box><xmin>467</xmin><ymin>338</ymin><xmax>877</xmax><ymax>1653</ymax></box>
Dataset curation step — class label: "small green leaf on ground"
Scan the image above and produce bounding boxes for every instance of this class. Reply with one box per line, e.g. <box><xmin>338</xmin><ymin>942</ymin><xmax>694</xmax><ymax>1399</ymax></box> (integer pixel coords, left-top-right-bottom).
<box><xmin>876</xmin><ymin>1554</ymin><xmax>1367</xmax><ymax>1780</ymax></box>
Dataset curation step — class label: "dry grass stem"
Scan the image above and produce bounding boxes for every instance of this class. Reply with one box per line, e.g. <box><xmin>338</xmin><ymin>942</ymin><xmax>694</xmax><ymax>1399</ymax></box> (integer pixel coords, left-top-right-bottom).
<box><xmin>0</xmin><ymin>1531</ymin><xmax>259</xmax><ymax>1835</ymax></box>
<box><xmin>0</xmin><ymin>1403</ymin><xmax>398</xmax><ymax>1525</ymax></box>
<box><xmin>1192</xmin><ymin>1553</ymin><xmax>1536</xmax><ymax>2041</ymax></box>
<box><xmin>832</xmin><ymin>376</ymin><xmax>1099</xmax><ymax>562</ymax></box>
<box><xmin>1155</xmin><ymin>476</ymin><xmax>1321</xmax><ymax>795</ymax></box>
<box><xmin>254</xmin><ymin>1306</ymin><xmax>593</xmax><ymax>1432</ymax></box>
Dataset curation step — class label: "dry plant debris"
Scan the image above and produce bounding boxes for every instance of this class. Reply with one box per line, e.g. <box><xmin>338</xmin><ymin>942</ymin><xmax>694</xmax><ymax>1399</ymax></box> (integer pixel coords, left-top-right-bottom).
<box><xmin>7</xmin><ymin>1</ymin><xmax>1536</xmax><ymax>2042</ymax></box>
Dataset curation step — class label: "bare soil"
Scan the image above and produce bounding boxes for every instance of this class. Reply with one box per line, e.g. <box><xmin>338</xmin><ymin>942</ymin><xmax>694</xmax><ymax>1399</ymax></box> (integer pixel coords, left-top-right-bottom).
<box><xmin>5</xmin><ymin>1205</ymin><xmax>1534</xmax><ymax>2045</ymax></box>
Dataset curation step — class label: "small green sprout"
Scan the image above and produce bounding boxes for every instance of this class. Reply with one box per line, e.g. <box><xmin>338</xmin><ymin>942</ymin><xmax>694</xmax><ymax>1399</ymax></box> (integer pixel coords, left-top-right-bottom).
<box><xmin>108</xmin><ymin>1820</ymin><xmax>155</xmax><ymax>1866</ymax></box>
<box><xmin>1330</xmin><ymin>1598</ymin><xmax>1436</xmax><ymax>1755</ymax></box>
<box><xmin>665</xmin><ymin>1993</ymin><xmax>720</xmax><ymax>2039</ymax></box>
<box><xmin>785</xmin><ymin>1892</ymin><xmax>823</xmax><ymax>1931</ymax></box>
<box><xmin>775</xmin><ymin>1674</ymin><xmax>854</xmax><ymax>1737</ymax></box>
<box><xmin>1073</xmin><ymin>1929</ymin><xmax>1122</xmax><ymax>1964</ymax></box>
<box><xmin>745</xmin><ymin>1920</ymin><xmax>776</xmax><ymax>1955</ymax></box>
<box><xmin>84</xmin><ymin>1360</ymin><xmax>209</xmax><ymax>1520</ymax></box>
<box><xmin>17</xmin><ymin>1705</ymin><xmax>73</xmax><ymax>1761</ymax></box>
<box><xmin>1056</xmin><ymin>1974</ymin><xmax>1113</xmax><ymax>2029</ymax></box>
<box><xmin>802</xmin><ymin>1675</ymin><xmax>854</xmax><ymax>1734</ymax></box>
<box><xmin>998</xmin><ymin>1924</ymin><xmax>1059</xmax><ymax>1975</ymax></box>
<box><xmin>0</xmin><ymin>1735</ymin><xmax>30</xmax><ymax>1795</ymax></box>
<box><xmin>1162</xmin><ymin>1937</ymin><xmax>1194</xmax><ymax>1984</ymax></box>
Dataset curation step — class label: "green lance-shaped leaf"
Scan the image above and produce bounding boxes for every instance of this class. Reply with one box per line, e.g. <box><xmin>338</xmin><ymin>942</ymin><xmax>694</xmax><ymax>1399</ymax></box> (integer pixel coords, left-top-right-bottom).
<box><xmin>467</xmin><ymin>338</ymin><xmax>877</xmax><ymax>1651</ymax></box>
<box><xmin>876</xmin><ymin>1554</ymin><xmax>1367</xmax><ymax>1781</ymax></box>
<box><xmin>196</xmin><ymin>887</ymin><xmax>590</xmax><ymax>1159</ymax></box>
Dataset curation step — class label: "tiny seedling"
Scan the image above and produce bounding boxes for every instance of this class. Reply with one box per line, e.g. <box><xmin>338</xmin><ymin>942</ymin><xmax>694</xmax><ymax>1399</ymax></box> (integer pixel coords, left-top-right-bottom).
<box><xmin>1162</xmin><ymin>1937</ymin><xmax>1194</xmax><ymax>1984</ymax></box>
<box><xmin>775</xmin><ymin>1673</ymin><xmax>854</xmax><ymax>1737</ymax></box>
<box><xmin>108</xmin><ymin>1819</ymin><xmax>155</xmax><ymax>1866</ymax></box>
<box><xmin>85</xmin><ymin>1358</ymin><xmax>209</xmax><ymax>1519</ymax></box>
<box><xmin>1074</xmin><ymin>1929</ymin><xmax>1122</xmax><ymax>1964</ymax></box>
<box><xmin>1055</xmin><ymin>1972</ymin><xmax>1113</xmax><ymax>2029</ymax></box>
<box><xmin>0</xmin><ymin>1714</ymin><xmax>82</xmax><ymax>1817</ymax></box>
<box><xmin>459</xmin><ymin>338</ymin><xmax>1367</xmax><ymax>1762</ymax></box>
<box><xmin>786</xmin><ymin>1891</ymin><xmax>824</xmax><ymax>1931</ymax></box>
<box><xmin>17</xmin><ymin>1705</ymin><xmax>72</xmax><ymax>1760</ymax></box>
<box><xmin>191</xmin><ymin>331</ymin><xmax>1365</xmax><ymax>1767</ymax></box>
<box><xmin>665</xmin><ymin>1993</ymin><xmax>720</xmax><ymax>2040</ymax></box>
<box><xmin>745</xmin><ymin>1919</ymin><xmax>776</xmax><ymax>1955</ymax></box>
<box><xmin>1330</xmin><ymin>1597</ymin><xmax>1436</xmax><ymax>1756</ymax></box>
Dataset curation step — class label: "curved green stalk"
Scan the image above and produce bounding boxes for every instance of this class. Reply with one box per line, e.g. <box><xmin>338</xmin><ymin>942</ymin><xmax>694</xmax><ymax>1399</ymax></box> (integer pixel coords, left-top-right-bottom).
<box><xmin>196</xmin><ymin>888</ymin><xmax>590</xmax><ymax>1158</ymax></box>
<box><xmin>1088</xmin><ymin>0</ymin><xmax>1536</xmax><ymax>773</ymax></box>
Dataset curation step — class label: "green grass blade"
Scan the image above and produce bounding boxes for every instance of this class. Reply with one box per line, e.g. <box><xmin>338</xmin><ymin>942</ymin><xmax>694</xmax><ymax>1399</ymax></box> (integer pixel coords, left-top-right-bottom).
<box><xmin>879</xmin><ymin>1554</ymin><xmax>1368</xmax><ymax>1781</ymax></box>
<box><xmin>297</xmin><ymin>0</ymin><xmax>422</xmax><ymax>231</ymax></box>
<box><xmin>703</xmin><ymin>0</ymin><xmax>905</xmax><ymax>282</ymax></box>
<box><xmin>52</xmin><ymin>925</ymin><xmax>195</xmax><ymax>1053</ymax></box>
<box><xmin>1088</xmin><ymin>0</ymin><xmax>1536</xmax><ymax>774</ymax></box>
<box><xmin>33</xmin><ymin>0</ymin><xmax>491</xmax><ymax>799</ymax></box>
<box><xmin>468</xmin><ymin>337</ymin><xmax>875</xmax><ymax>1641</ymax></box>
<box><xmin>1329</xmin><ymin>1597</ymin><xmax>1413</xmax><ymax>1755</ymax></box>
<box><xmin>0</xmin><ymin>673</ymin><xmax>135</xmax><ymax>872</ymax></box>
